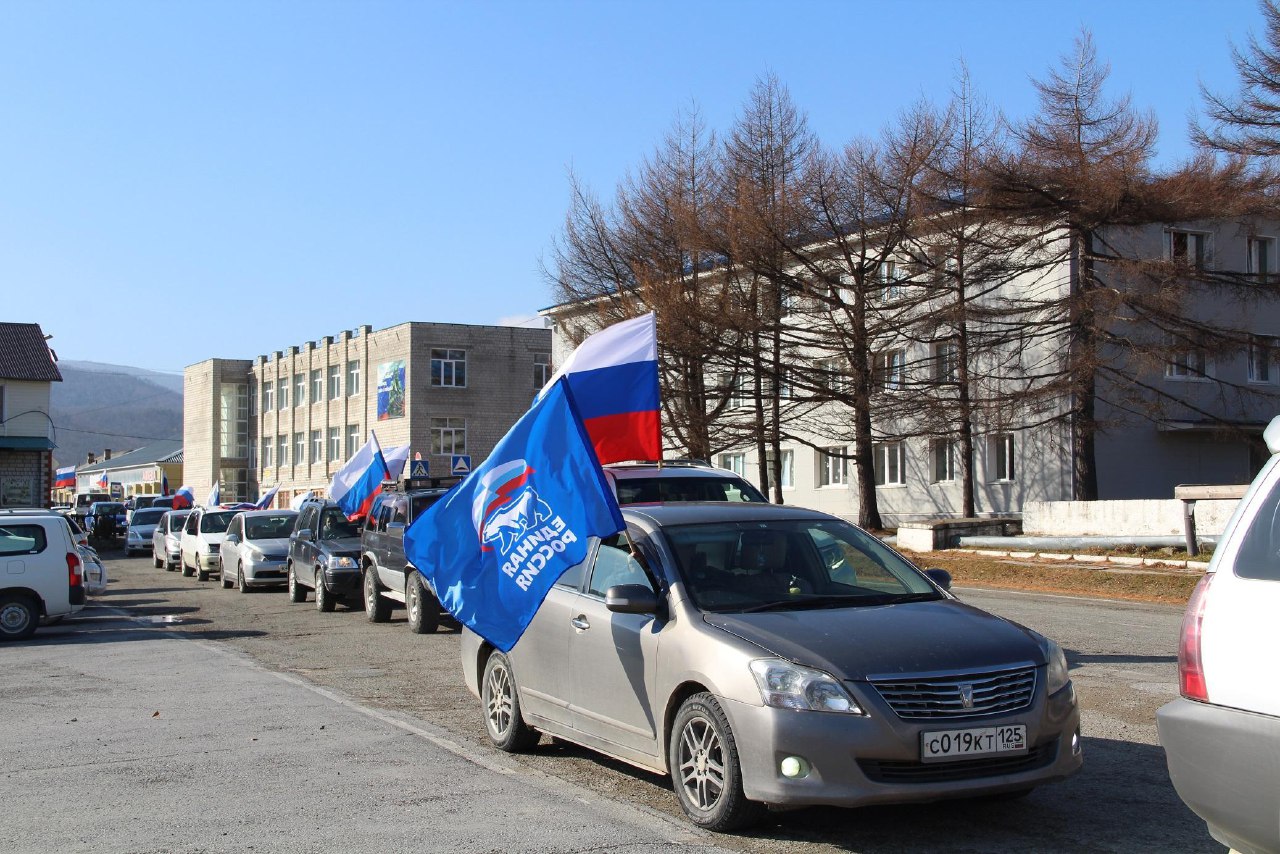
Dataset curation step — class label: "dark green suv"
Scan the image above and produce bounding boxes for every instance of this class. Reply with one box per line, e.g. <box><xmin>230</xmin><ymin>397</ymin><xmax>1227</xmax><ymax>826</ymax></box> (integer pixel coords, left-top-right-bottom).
<box><xmin>359</xmin><ymin>488</ymin><xmax>450</xmax><ymax>632</ymax></box>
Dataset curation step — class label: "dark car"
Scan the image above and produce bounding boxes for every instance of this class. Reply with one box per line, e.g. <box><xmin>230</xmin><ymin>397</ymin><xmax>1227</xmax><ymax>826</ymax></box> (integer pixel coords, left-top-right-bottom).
<box><xmin>360</xmin><ymin>488</ymin><xmax>451</xmax><ymax>632</ymax></box>
<box><xmin>287</xmin><ymin>497</ymin><xmax>364</xmax><ymax>611</ymax></box>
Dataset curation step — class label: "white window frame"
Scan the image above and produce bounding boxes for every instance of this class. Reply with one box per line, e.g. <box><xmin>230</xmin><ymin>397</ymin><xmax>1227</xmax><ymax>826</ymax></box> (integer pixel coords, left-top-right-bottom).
<box><xmin>719</xmin><ymin>452</ymin><xmax>746</xmax><ymax>476</ymax></box>
<box><xmin>262</xmin><ymin>438</ymin><xmax>273</xmax><ymax>469</ymax></box>
<box><xmin>931</xmin><ymin>438</ymin><xmax>956</xmax><ymax>483</ymax></box>
<box><xmin>1249</xmin><ymin>335</ymin><xmax>1278</xmax><ymax>384</ymax></box>
<box><xmin>294</xmin><ymin>432</ymin><xmax>305</xmax><ymax>466</ymax></box>
<box><xmin>878</xmin><ymin>260</ymin><xmax>905</xmax><ymax>302</ymax></box>
<box><xmin>933</xmin><ymin>341</ymin><xmax>958</xmax><ymax>383</ymax></box>
<box><xmin>262</xmin><ymin>380</ymin><xmax>274</xmax><ymax>413</ymax></box>
<box><xmin>1166</xmin><ymin>345</ymin><xmax>1214</xmax><ymax>381</ymax></box>
<box><xmin>347</xmin><ymin>360</ymin><xmax>361</xmax><ymax>396</ymax></box>
<box><xmin>431</xmin><ymin>349</ymin><xmax>468</xmax><ymax>388</ymax></box>
<box><xmin>277</xmin><ymin>379</ymin><xmax>288</xmax><ymax>409</ymax></box>
<box><xmin>328</xmin><ymin>427</ymin><xmax>342</xmax><ymax>461</ymax></box>
<box><xmin>727</xmin><ymin>372</ymin><xmax>750</xmax><ymax>409</ymax></box>
<box><xmin>328</xmin><ymin>365</ymin><xmax>342</xmax><ymax>400</ymax></box>
<box><xmin>1250</xmin><ymin>236</ymin><xmax>1276</xmax><ymax>282</ymax></box>
<box><xmin>780</xmin><ymin>449</ymin><xmax>794</xmax><ymax>489</ymax></box>
<box><xmin>277</xmin><ymin>435</ymin><xmax>288</xmax><ymax>467</ymax></box>
<box><xmin>989</xmin><ymin>433</ymin><xmax>1015</xmax><ymax>482</ymax></box>
<box><xmin>818</xmin><ymin>447</ymin><xmax>848</xmax><ymax>487</ymax></box>
<box><xmin>310</xmin><ymin>369</ymin><xmax>323</xmax><ymax>404</ymax></box>
<box><xmin>875</xmin><ymin>349</ymin><xmax>905</xmax><ymax>391</ymax></box>
<box><xmin>346</xmin><ymin>424</ymin><xmax>361</xmax><ymax>458</ymax></box>
<box><xmin>874</xmin><ymin>441</ymin><xmax>906</xmax><ymax>487</ymax></box>
<box><xmin>1167</xmin><ymin>229</ymin><xmax>1210</xmax><ymax>269</ymax></box>
<box><xmin>293</xmin><ymin>373</ymin><xmax>305</xmax><ymax>408</ymax></box>
<box><xmin>533</xmin><ymin>352</ymin><xmax>552</xmax><ymax>389</ymax></box>
<box><xmin>430</xmin><ymin>417</ymin><xmax>467</xmax><ymax>455</ymax></box>
<box><xmin>311</xmin><ymin>430</ymin><xmax>323</xmax><ymax>464</ymax></box>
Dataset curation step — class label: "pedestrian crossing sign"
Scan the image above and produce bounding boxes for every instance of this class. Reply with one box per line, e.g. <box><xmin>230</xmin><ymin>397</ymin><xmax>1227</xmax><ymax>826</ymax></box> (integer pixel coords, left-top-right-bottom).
<box><xmin>410</xmin><ymin>459</ymin><xmax>429</xmax><ymax>479</ymax></box>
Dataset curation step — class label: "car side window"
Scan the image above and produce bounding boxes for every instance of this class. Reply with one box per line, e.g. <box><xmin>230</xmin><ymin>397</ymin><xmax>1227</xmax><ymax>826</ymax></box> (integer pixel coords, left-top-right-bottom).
<box><xmin>1232</xmin><ymin>473</ymin><xmax>1280</xmax><ymax>581</ymax></box>
<box><xmin>366</xmin><ymin>499</ymin><xmax>384</xmax><ymax>533</ymax></box>
<box><xmin>587</xmin><ymin>533</ymin><xmax>653</xmax><ymax>597</ymax></box>
<box><xmin>185</xmin><ymin>514</ymin><xmax>198</xmax><ymax>534</ymax></box>
<box><xmin>0</xmin><ymin>525</ymin><xmax>47</xmax><ymax>556</ymax></box>
<box><xmin>391</xmin><ymin>498</ymin><xmax>408</xmax><ymax>526</ymax></box>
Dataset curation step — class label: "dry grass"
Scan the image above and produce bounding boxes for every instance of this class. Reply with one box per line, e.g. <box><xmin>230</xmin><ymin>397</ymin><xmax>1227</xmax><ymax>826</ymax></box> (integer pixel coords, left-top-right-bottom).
<box><xmin>903</xmin><ymin>549</ymin><xmax>1202</xmax><ymax>606</ymax></box>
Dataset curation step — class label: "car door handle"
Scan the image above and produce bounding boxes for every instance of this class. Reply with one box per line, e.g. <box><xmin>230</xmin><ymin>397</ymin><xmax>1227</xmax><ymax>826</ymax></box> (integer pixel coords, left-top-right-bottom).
<box><xmin>570</xmin><ymin>615</ymin><xmax>590</xmax><ymax>631</ymax></box>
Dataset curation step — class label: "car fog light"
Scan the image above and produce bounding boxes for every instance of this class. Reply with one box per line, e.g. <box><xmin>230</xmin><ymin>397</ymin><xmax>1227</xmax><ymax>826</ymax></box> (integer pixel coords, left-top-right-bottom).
<box><xmin>780</xmin><ymin>756</ymin><xmax>810</xmax><ymax>779</ymax></box>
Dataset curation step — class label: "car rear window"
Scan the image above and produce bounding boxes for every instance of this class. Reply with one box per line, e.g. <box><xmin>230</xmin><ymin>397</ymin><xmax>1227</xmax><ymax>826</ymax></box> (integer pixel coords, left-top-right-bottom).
<box><xmin>0</xmin><ymin>525</ymin><xmax>48</xmax><ymax>556</ymax></box>
<box><xmin>1231</xmin><ymin>472</ymin><xmax>1280</xmax><ymax>581</ymax></box>
<box><xmin>200</xmin><ymin>511</ymin><xmax>238</xmax><ymax>534</ymax></box>
<box><xmin>131</xmin><ymin>509</ymin><xmax>167</xmax><ymax>525</ymax></box>
<box><xmin>615</xmin><ymin>476</ymin><xmax>768</xmax><ymax>505</ymax></box>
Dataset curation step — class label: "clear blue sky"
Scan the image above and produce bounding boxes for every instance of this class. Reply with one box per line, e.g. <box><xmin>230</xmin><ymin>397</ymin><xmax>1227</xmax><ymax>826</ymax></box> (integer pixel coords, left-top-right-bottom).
<box><xmin>0</xmin><ymin>0</ymin><xmax>1264</xmax><ymax>373</ymax></box>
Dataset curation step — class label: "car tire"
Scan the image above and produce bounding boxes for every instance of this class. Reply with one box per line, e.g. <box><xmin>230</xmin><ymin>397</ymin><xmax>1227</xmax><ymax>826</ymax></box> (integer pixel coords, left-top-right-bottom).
<box><xmin>237</xmin><ymin>563</ymin><xmax>249</xmax><ymax>594</ymax></box>
<box><xmin>196</xmin><ymin>557</ymin><xmax>210</xmax><ymax>582</ymax></box>
<box><xmin>181</xmin><ymin>554</ymin><xmax>195</xmax><ymax>578</ymax></box>
<box><xmin>0</xmin><ymin>593</ymin><xmax>39</xmax><ymax>642</ymax></box>
<box><xmin>669</xmin><ymin>692</ymin><xmax>765</xmax><ymax>832</ymax></box>
<box><xmin>315</xmin><ymin>569</ymin><xmax>335</xmax><ymax>613</ymax></box>
<box><xmin>364</xmin><ymin>567</ymin><xmax>391</xmax><ymax>623</ymax></box>
<box><xmin>406</xmin><ymin>572</ymin><xmax>439</xmax><ymax>634</ymax></box>
<box><xmin>219</xmin><ymin>559</ymin><xmax>233</xmax><ymax>589</ymax></box>
<box><xmin>481</xmin><ymin>651</ymin><xmax>538</xmax><ymax>752</ymax></box>
<box><xmin>153</xmin><ymin>549</ymin><xmax>164</xmax><ymax>569</ymax></box>
<box><xmin>287</xmin><ymin>563</ymin><xmax>307</xmax><ymax>603</ymax></box>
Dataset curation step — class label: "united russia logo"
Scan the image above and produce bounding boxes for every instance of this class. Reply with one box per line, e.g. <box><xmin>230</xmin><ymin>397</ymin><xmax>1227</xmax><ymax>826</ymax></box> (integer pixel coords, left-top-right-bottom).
<box><xmin>472</xmin><ymin>458</ymin><xmax>580</xmax><ymax>592</ymax></box>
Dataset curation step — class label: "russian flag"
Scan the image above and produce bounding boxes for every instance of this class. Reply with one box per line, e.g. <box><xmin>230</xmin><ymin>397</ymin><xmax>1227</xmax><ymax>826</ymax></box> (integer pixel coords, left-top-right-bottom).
<box><xmin>330</xmin><ymin>432</ymin><xmax>391</xmax><ymax>521</ymax></box>
<box><xmin>254</xmin><ymin>484</ymin><xmax>280</xmax><ymax>510</ymax></box>
<box><xmin>55</xmin><ymin>466</ymin><xmax>76</xmax><ymax>489</ymax></box>
<box><xmin>95</xmin><ymin>471</ymin><xmax>109</xmax><ymax>489</ymax></box>
<box><xmin>172</xmin><ymin>486</ymin><xmax>195</xmax><ymax>510</ymax></box>
<box><xmin>539</xmin><ymin>312</ymin><xmax>660</xmax><ymax>465</ymax></box>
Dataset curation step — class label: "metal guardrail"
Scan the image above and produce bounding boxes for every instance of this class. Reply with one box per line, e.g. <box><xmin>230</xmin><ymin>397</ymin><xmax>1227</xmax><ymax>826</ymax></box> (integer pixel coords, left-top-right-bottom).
<box><xmin>1174</xmin><ymin>484</ymin><xmax>1249</xmax><ymax>556</ymax></box>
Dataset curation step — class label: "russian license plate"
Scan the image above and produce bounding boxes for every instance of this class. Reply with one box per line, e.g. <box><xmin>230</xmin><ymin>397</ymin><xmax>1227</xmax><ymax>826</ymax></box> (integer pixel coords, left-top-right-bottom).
<box><xmin>920</xmin><ymin>725</ymin><xmax>1027</xmax><ymax>763</ymax></box>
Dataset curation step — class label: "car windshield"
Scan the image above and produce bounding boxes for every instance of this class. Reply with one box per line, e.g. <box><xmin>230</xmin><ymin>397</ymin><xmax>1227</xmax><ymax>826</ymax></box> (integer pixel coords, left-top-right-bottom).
<box><xmin>246</xmin><ymin>514</ymin><xmax>297</xmax><ymax>539</ymax></box>
<box><xmin>616</xmin><ymin>476</ymin><xmax>767</xmax><ymax>505</ymax></box>
<box><xmin>200</xmin><ymin>511</ymin><xmax>238</xmax><ymax>533</ymax></box>
<box><xmin>662</xmin><ymin>518</ymin><xmax>941</xmax><ymax>613</ymax></box>
<box><xmin>131</xmin><ymin>509</ymin><xmax>167</xmax><ymax>525</ymax></box>
<box><xmin>318</xmin><ymin>508</ymin><xmax>361</xmax><ymax>539</ymax></box>
<box><xmin>94</xmin><ymin>503</ymin><xmax>125</xmax><ymax>515</ymax></box>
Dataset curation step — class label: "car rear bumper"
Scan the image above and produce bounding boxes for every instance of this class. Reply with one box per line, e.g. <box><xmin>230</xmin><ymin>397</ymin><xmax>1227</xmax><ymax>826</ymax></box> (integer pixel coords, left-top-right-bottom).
<box><xmin>725</xmin><ymin>684</ymin><xmax>1082</xmax><ymax>807</ymax></box>
<box><xmin>1157</xmin><ymin>697</ymin><xmax>1280</xmax><ymax>854</ymax></box>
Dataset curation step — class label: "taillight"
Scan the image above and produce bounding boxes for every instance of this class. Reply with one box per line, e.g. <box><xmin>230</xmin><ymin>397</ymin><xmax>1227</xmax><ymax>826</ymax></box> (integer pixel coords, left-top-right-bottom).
<box><xmin>67</xmin><ymin>552</ymin><xmax>83</xmax><ymax>588</ymax></box>
<box><xmin>1178</xmin><ymin>573</ymin><xmax>1213</xmax><ymax>701</ymax></box>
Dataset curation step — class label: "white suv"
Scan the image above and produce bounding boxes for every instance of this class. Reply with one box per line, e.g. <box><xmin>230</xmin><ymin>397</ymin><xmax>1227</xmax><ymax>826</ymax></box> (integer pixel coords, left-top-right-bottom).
<box><xmin>602</xmin><ymin>461</ymin><xmax>767</xmax><ymax>505</ymax></box>
<box><xmin>0</xmin><ymin>509</ymin><xmax>86</xmax><ymax>640</ymax></box>
<box><xmin>1157</xmin><ymin>415</ymin><xmax>1280</xmax><ymax>854</ymax></box>
<box><xmin>180</xmin><ymin>508</ymin><xmax>239</xmax><ymax>582</ymax></box>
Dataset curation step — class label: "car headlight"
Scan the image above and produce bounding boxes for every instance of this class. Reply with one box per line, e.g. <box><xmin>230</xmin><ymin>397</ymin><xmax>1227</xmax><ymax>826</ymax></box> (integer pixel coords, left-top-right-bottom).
<box><xmin>1030</xmin><ymin>633</ymin><xmax>1071</xmax><ymax>695</ymax></box>
<box><xmin>749</xmin><ymin>659</ymin><xmax>865</xmax><ymax>714</ymax></box>
<box><xmin>327</xmin><ymin>555</ymin><xmax>357</xmax><ymax>569</ymax></box>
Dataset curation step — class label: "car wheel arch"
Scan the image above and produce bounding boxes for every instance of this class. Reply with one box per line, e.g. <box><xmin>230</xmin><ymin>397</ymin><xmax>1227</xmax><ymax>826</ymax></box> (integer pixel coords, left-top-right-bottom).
<box><xmin>0</xmin><ymin>587</ymin><xmax>46</xmax><ymax>617</ymax></box>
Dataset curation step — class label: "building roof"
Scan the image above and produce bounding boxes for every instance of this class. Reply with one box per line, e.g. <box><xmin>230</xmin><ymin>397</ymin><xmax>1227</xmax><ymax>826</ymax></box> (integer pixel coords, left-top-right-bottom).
<box><xmin>0</xmin><ymin>322</ymin><xmax>62</xmax><ymax>382</ymax></box>
<box><xmin>78</xmin><ymin>440</ymin><xmax>183</xmax><ymax>473</ymax></box>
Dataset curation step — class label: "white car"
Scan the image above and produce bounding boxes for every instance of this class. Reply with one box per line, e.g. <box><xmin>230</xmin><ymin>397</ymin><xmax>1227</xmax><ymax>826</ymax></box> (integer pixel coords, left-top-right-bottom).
<box><xmin>79</xmin><ymin>545</ymin><xmax>108</xmax><ymax>595</ymax></box>
<box><xmin>602</xmin><ymin>461</ymin><xmax>768</xmax><ymax>504</ymax></box>
<box><xmin>0</xmin><ymin>509</ymin><xmax>87</xmax><ymax>640</ymax></box>
<box><xmin>1157</xmin><ymin>414</ymin><xmax>1280</xmax><ymax>854</ymax></box>
<box><xmin>180</xmin><ymin>508</ymin><xmax>239</xmax><ymax>582</ymax></box>
<box><xmin>124</xmin><ymin>507</ymin><xmax>167</xmax><ymax>556</ymax></box>
<box><xmin>152</xmin><ymin>510</ymin><xmax>191</xmax><ymax>571</ymax></box>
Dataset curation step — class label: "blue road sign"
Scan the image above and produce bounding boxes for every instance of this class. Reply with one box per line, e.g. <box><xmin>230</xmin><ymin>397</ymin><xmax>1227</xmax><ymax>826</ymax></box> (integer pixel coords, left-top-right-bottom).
<box><xmin>410</xmin><ymin>459</ymin><xmax>429</xmax><ymax>479</ymax></box>
<box><xmin>451</xmin><ymin>455</ymin><xmax>472</xmax><ymax>476</ymax></box>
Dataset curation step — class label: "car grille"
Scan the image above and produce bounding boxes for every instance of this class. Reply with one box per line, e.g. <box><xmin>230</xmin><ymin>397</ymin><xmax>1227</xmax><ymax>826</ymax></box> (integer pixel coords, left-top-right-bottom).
<box><xmin>261</xmin><ymin>553</ymin><xmax>286</xmax><ymax>562</ymax></box>
<box><xmin>867</xmin><ymin>665</ymin><xmax>1036</xmax><ymax>720</ymax></box>
<box><xmin>208</xmin><ymin>544</ymin><xmax>220</xmax><ymax>553</ymax></box>
<box><xmin>858</xmin><ymin>741</ymin><xmax>1057</xmax><ymax>784</ymax></box>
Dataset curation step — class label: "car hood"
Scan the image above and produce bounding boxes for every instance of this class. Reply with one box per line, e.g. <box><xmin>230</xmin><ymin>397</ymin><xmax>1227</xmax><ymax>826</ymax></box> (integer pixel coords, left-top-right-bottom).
<box><xmin>318</xmin><ymin>536</ymin><xmax>363</xmax><ymax>557</ymax></box>
<box><xmin>245</xmin><ymin>536</ymin><xmax>291</xmax><ymax>554</ymax></box>
<box><xmin>701</xmin><ymin>599</ymin><xmax>1045</xmax><ymax>681</ymax></box>
<box><xmin>130</xmin><ymin>524</ymin><xmax>159</xmax><ymax>536</ymax></box>
<box><xmin>200</xmin><ymin>533</ymin><xmax>227</xmax><ymax>545</ymax></box>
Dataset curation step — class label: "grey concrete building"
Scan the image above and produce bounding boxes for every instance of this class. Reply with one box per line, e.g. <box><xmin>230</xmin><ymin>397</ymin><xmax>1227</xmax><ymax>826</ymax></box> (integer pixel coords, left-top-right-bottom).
<box><xmin>185</xmin><ymin>322</ymin><xmax>551</xmax><ymax>508</ymax></box>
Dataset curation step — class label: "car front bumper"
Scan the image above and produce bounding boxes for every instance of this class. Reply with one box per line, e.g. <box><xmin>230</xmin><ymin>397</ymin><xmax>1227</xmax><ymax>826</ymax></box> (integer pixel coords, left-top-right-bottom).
<box><xmin>320</xmin><ymin>566</ymin><xmax>361</xmax><ymax>596</ymax></box>
<box><xmin>243</xmin><ymin>558</ymin><xmax>288</xmax><ymax>586</ymax></box>
<box><xmin>724</xmin><ymin>682</ymin><xmax>1082</xmax><ymax>808</ymax></box>
<box><xmin>1157</xmin><ymin>697</ymin><xmax>1280</xmax><ymax>854</ymax></box>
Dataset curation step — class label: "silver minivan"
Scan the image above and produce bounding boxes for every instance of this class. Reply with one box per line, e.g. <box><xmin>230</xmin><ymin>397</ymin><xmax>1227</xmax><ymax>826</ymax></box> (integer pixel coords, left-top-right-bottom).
<box><xmin>460</xmin><ymin>503</ymin><xmax>1082</xmax><ymax>831</ymax></box>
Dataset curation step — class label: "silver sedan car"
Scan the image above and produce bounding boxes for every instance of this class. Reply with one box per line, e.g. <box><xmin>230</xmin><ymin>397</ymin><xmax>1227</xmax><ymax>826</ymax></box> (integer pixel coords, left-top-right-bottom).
<box><xmin>461</xmin><ymin>503</ymin><xmax>1082</xmax><ymax>832</ymax></box>
<box><xmin>125</xmin><ymin>507</ymin><xmax>168</xmax><ymax>556</ymax></box>
<box><xmin>218</xmin><ymin>510</ymin><xmax>298</xmax><ymax>591</ymax></box>
<box><xmin>151</xmin><ymin>510</ymin><xmax>192</xmax><ymax>570</ymax></box>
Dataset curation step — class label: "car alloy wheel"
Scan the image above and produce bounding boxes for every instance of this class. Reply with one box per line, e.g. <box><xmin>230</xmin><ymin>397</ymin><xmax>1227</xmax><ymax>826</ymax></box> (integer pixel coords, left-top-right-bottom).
<box><xmin>669</xmin><ymin>693</ymin><xmax>764</xmax><ymax>832</ymax></box>
<box><xmin>678</xmin><ymin>713</ymin><xmax>725</xmax><ymax>812</ymax></box>
<box><xmin>237</xmin><ymin>563</ymin><xmax>249</xmax><ymax>594</ymax></box>
<box><xmin>481</xmin><ymin>651</ymin><xmax>537</xmax><ymax>752</ymax></box>
<box><xmin>315</xmin><ymin>569</ymin><xmax>335</xmax><ymax>612</ymax></box>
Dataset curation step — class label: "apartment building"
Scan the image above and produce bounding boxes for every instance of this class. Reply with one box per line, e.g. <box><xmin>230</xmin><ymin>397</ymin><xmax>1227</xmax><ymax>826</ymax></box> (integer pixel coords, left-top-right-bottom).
<box><xmin>544</xmin><ymin>219</ymin><xmax>1280</xmax><ymax>525</ymax></box>
<box><xmin>184</xmin><ymin>322</ymin><xmax>551</xmax><ymax>507</ymax></box>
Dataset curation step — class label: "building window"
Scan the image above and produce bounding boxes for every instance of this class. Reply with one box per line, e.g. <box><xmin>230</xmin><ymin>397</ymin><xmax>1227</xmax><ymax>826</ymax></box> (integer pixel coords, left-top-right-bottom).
<box><xmin>328</xmin><ymin>427</ymin><xmax>342</xmax><ymax>461</ymax></box>
<box><xmin>819</xmin><ymin>358</ymin><xmax>848</xmax><ymax>395</ymax></box>
<box><xmin>719</xmin><ymin>453</ymin><xmax>746</xmax><ymax>476</ymax></box>
<box><xmin>933</xmin><ymin>341</ymin><xmax>958</xmax><ymax>383</ymax></box>
<box><xmin>932</xmin><ymin>438</ymin><xmax>956</xmax><ymax>483</ymax></box>
<box><xmin>780</xmin><ymin>449</ymin><xmax>794</xmax><ymax>488</ymax></box>
<box><xmin>1250</xmin><ymin>237</ymin><xmax>1276</xmax><ymax>282</ymax></box>
<box><xmin>819</xmin><ymin>447</ymin><xmax>848</xmax><ymax>487</ymax></box>
<box><xmin>1168</xmin><ymin>229</ymin><xmax>1209</xmax><ymax>269</ymax></box>
<box><xmin>878</xmin><ymin>260</ymin><xmax>905</xmax><ymax>302</ymax></box>
<box><xmin>989</xmin><ymin>433</ymin><xmax>1015</xmax><ymax>482</ymax></box>
<box><xmin>262</xmin><ymin>438</ymin><xmax>273</xmax><ymax>469</ymax></box>
<box><xmin>778</xmin><ymin>368</ymin><xmax>793</xmax><ymax>399</ymax></box>
<box><xmin>293</xmin><ymin>373</ymin><xmax>305</xmax><ymax>407</ymax></box>
<box><xmin>780</xmin><ymin>286</ymin><xmax>800</xmax><ymax>316</ymax></box>
<box><xmin>278</xmin><ymin>435</ymin><xmax>288</xmax><ymax>467</ymax></box>
<box><xmin>248</xmin><ymin>441</ymin><xmax>256</xmax><ymax>471</ymax></box>
<box><xmin>249</xmin><ymin>381</ymin><xmax>257</xmax><ymax>417</ymax></box>
<box><xmin>219</xmin><ymin>384</ymin><xmax>248</xmax><ymax>459</ymax></box>
<box><xmin>347</xmin><ymin>360</ymin><xmax>361</xmax><ymax>396</ymax></box>
<box><xmin>533</xmin><ymin>352</ymin><xmax>552</xmax><ymax>388</ymax></box>
<box><xmin>1167</xmin><ymin>343</ymin><xmax>1213</xmax><ymax>381</ymax></box>
<box><xmin>346</xmin><ymin>424</ymin><xmax>361</xmax><ymax>458</ymax></box>
<box><xmin>727</xmin><ymin>372</ymin><xmax>750</xmax><ymax>408</ymax></box>
<box><xmin>219</xmin><ymin>468</ymin><xmax>248</xmax><ymax>504</ymax></box>
<box><xmin>874</xmin><ymin>349</ymin><xmax>905</xmax><ymax>391</ymax></box>
<box><xmin>430</xmin><ymin>417</ymin><xmax>467</xmax><ymax>455</ymax></box>
<box><xmin>278</xmin><ymin>379</ymin><xmax>288</xmax><ymax>409</ymax></box>
<box><xmin>310</xmin><ymin>430</ymin><xmax>322</xmax><ymax>464</ymax></box>
<box><xmin>328</xmin><ymin>365</ymin><xmax>341</xmax><ymax>400</ymax></box>
<box><xmin>311</xmin><ymin>369</ymin><xmax>323</xmax><ymax>403</ymax></box>
<box><xmin>874</xmin><ymin>442</ymin><xmax>906</xmax><ymax>486</ymax></box>
<box><xmin>262</xmin><ymin>380</ymin><xmax>274</xmax><ymax>413</ymax></box>
<box><xmin>1250</xmin><ymin>335</ymin><xmax>1278</xmax><ymax>383</ymax></box>
<box><xmin>431</xmin><ymin>349</ymin><xmax>467</xmax><ymax>387</ymax></box>
<box><xmin>294</xmin><ymin>432</ymin><xmax>305</xmax><ymax>466</ymax></box>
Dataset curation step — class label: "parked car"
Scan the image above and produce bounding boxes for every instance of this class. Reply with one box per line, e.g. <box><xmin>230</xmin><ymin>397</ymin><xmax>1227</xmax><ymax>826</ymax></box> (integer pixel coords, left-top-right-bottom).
<box><xmin>287</xmin><ymin>497</ymin><xmax>363</xmax><ymax>611</ymax></box>
<box><xmin>73</xmin><ymin>492</ymin><xmax>111</xmax><ymax>524</ymax></box>
<box><xmin>461</xmin><ymin>502</ymin><xmax>1082</xmax><ymax>831</ymax></box>
<box><xmin>0</xmin><ymin>509</ymin><xmax>87</xmax><ymax>640</ymax></box>
<box><xmin>151</xmin><ymin>510</ymin><xmax>191</xmax><ymax>571</ymax></box>
<box><xmin>86</xmin><ymin>501</ymin><xmax>127</xmax><ymax>543</ymax></box>
<box><xmin>1157</xmin><ymin>414</ymin><xmax>1280</xmax><ymax>854</ymax></box>
<box><xmin>150</xmin><ymin>496</ymin><xmax>176</xmax><ymax>511</ymax></box>
<box><xmin>79</xmin><ymin>544</ymin><xmax>108</xmax><ymax>595</ymax></box>
<box><xmin>218</xmin><ymin>510</ymin><xmax>298</xmax><ymax>592</ymax></box>
<box><xmin>603</xmin><ymin>461</ymin><xmax>767</xmax><ymax>505</ymax></box>
<box><xmin>360</xmin><ymin>488</ymin><xmax>450</xmax><ymax>631</ymax></box>
<box><xmin>179</xmin><ymin>508</ymin><xmax>239</xmax><ymax>581</ymax></box>
<box><xmin>124</xmin><ymin>507</ymin><xmax>168</xmax><ymax>556</ymax></box>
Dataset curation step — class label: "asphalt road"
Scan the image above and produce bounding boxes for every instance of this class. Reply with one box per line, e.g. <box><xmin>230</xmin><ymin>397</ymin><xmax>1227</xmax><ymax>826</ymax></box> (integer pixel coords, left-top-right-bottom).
<box><xmin>7</xmin><ymin>551</ymin><xmax>1219</xmax><ymax>853</ymax></box>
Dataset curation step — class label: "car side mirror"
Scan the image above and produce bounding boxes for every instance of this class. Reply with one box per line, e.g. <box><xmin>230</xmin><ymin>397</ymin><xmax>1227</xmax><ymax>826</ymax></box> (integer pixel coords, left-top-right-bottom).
<box><xmin>924</xmin><ymin>568</ymin><xmax>952</xmax><ymax>591</ymax></box>
<box><xmin>225</xmin><ymin>534</ymin><xmax>240</xmax><ymax>544</ymax></box>
<box><xmin>295</xmin><ymin>529</ymin><xmax>313</xmax><ymax>542</ymax></box>
<box><xmin>605</xmin><ymin>584</ymin><xmax>660</xmax><ymax>615</ymax></box>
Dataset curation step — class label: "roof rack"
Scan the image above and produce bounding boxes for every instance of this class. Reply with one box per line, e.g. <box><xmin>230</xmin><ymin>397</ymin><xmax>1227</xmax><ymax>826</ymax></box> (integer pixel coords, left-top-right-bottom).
<box><xmin>605</xmin><ymin>459</ymin><xmax>714</xmax><ymax>469</ymax></box>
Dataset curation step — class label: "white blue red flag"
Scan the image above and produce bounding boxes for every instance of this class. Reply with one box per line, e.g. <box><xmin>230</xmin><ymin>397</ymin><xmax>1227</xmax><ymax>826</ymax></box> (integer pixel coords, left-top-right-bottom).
<box><xmin>254</xmin><ymin>484</ymin><xmax>281</xmax><ymax>510</ymax></box>
<box><xmin>403</xmin><ymin>379</ymin><xmax>623</xmax><ymax>652</ymax></box>
<box><xmin>172</xmin><ymin>485</ymin><xmax>195</xmax><ymax>510</ymax></box>
<box><xmin>539</xmin><ymin>312</ymin><xmax>660</xmax><ymax>465</ymax></box>
<box><xmin>95</xmin><ymin>471</ymin><xmax>109</xmax><ymax>489</ymax></box>
<box><xmin>205</xmin><ymin>481</ymin><xmax>221</xmax><ymax>507</ymax></box>
<box><xmin>330</xmin><ymin>432</ymin><xmax>394</xmax><ymax>520</ymax></box>
<box><xmin>55</xmin><ymin>466</ymin><xmax>75</xmax><ymax>489</ymax></box>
